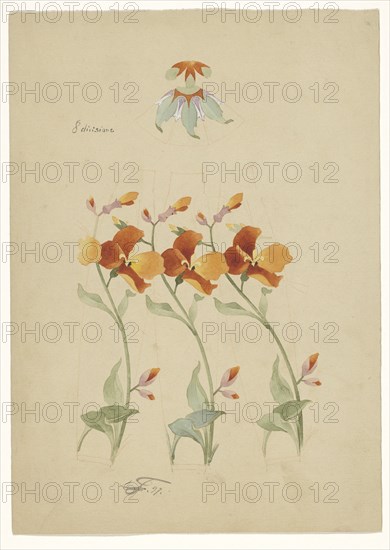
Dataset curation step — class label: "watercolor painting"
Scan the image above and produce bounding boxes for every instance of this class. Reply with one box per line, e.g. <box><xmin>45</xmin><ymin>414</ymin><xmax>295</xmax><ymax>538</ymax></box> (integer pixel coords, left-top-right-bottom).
<box><xmin>155</xmin><ymin>61</ymin><xmax>233</xmax><ymax>139</ymax></box>
<box><xmin>77</xmin><ymin>192</ymin><xmax>322</xmax><ymax>463</ymax></box>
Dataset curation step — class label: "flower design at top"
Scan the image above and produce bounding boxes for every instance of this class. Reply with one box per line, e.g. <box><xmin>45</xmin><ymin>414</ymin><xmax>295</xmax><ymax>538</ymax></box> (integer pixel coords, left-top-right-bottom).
<box><xmin>162</xmin><ymin>230</ymin><xmax>228</xmax><ymax>294</ymax></box>
<box><xmin>225</xmin><ymin>226</ymin><xmax>292</xmax><ymax>287</ymax></box>
<box><xmin>155</xmin><ymin>60</ymin><xmax>233</xmax><ymax>139</ymax></box>
<box><xmin>99</xmin><ymin>226</ymin><xmax>164</xmax><ymax>293</ymax></box>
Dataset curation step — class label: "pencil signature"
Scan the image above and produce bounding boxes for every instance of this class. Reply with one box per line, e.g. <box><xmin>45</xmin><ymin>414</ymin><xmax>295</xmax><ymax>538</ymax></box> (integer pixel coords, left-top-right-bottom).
<box><xmin>121</xmin><ymin>476</ymin><xmax>171</xmax><ymax>498</ymax></box>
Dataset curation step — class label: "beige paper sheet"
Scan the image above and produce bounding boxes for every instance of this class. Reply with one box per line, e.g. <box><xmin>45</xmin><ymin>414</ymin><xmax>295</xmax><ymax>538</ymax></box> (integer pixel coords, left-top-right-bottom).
<box><xmin>10</xmin><ymin>9</ymin><xmax>381</xmax><ymax>534</ymax></box>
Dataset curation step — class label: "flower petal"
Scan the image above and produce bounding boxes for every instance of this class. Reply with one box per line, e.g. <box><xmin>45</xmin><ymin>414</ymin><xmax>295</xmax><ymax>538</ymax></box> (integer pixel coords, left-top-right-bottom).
<box><xmin>138</xmin><ymin>367</ymin><xmax>160</xmax><ymax>387</ymax></box>
<box><xmin>226</xmin><ymin>193</ymin><xmax>243</xmax><ymax>211</ymax></box>
<box><xmin>182</xmin><ymin>269</ymin><xmax>217</xmax><ymax>295</ymax></box>
<box><xmin>302</xmin><ymin>353</ymin><xmax>319</xmax><ymax>377</ymax></box>
<box><xmin>247</xmin><ymin>264</ymin><xmax>283</xmax><ymax>287</ymax></box>
<box><xmin>99</xmin><ymin>240</ymin><xmax>122</xmax><ymax>269</ymax></box>
<box><xmin>193</xmin><ymin>252</ymin><xmax>228</xmax><ymax>280</ymax></box>
<box><xmin>78</xmin><ymin>237</ymin><xmax>101</xmax><ymax>265</ymax></box>
<box><xmin>131</xmin><ymin>252</ymin><xmax>165</xmax><ymax>280</ymax></box>
<box><xmin>224</xmin><ymin>245</ymin><xmax>248</xmax><ymax>275</ymax></box>
<box><xmin>173</xmin><ymin>230</ymin><xmax>202</xmax><ymax>263</ymax></box>
<box><xmin>233</xmin><ymin>226</ymin><xmax>261</xmax><ymax>257</ymax></box>
<box><xmin>220</xmin><ymin>366</ymin><xmax>240</xmax><ymax>388</ymax></box>
<box><xmin>162</xmin><ymin>248</ymin><xmax>187</xmax><ymax>277</ymax></box>
<box><xmin>118</xmin><ymin>264</ymin><xmax>150</xmax><ymax>293</ymax></box>
<box><xmin>119</xmin><ymin>191</ymin><xmax>138</xmax><ymax>206</ymax></box>
<box><xmin>257</xmin><ymin>243</ymin><xmax>293</xmax><ymax>273</ymax></box>
<box><xmin>113</xmin><ymin>225</ymin><xmax>144</xmax><ymax>256</ymax></box>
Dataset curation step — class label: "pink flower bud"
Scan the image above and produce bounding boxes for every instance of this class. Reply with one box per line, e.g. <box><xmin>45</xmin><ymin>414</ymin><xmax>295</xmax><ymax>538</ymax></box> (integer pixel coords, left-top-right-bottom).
<box><xmin>301</xmin><ymin>353</ymin><xmax>319</xmax><ymax>377</ymax></box>
<box><xmin>221</xmin><ymin>390</ymin><xmax>239</xmax><ymax>399</ymax></box>
<box><xmin>220</xmin><ymin>366</ymin><xmax>240</xmax><ymax>388</ymax></box>
<box><xmin>196</xmin><ymin>212</ymin><xmax>208</xmax><ymax>226</ymax></box>
<box><xmin>86</xmin><ymin>196</ymin><xmax>96</xmax><ymax>214</ymax></box>
<box><xmin>138</xmin><ymin>368</ymin><xmax>160</xmax><ymax>387</ymax></box>
<box><xmin>138</xmin><ymin>389</ymin><xmax>155</xmax><ymax>400</ymax></box>
<box><xmin>142</xmin><ymin>208</ymin><xmax>152</xmax><ymax>223</ymax></box>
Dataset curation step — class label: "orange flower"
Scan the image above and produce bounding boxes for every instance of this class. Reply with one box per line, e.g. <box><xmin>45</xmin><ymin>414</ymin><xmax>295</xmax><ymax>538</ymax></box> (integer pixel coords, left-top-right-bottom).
<box><xmin>99</xmin><ymin>226</ymin><xmax>164</xmax><ymax>293</ymax></box>
<box><xmin>224</xmin><ymin>226</ymin><xmax>292</xmax><ymax>287</ymax></box>
<box><xmin>171</xmin><ymin>60</ymin><xmax>210</xmax><ymax>81</ymax></box>
<box><xmin>162</xmin><ymin>230</ymin><xmax>228</xmax><ymax>295</ymax></box>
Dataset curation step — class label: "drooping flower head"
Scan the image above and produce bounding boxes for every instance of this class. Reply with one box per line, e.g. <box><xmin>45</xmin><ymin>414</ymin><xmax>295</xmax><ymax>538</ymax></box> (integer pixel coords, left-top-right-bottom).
<box><xmin>156</xmin><ymin>61</ymin><xmax>232</xmax><ymax>139</ymax></box>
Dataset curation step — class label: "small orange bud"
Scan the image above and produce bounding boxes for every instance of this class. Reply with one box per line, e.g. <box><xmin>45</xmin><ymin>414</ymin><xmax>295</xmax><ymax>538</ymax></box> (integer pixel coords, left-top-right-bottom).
<box><xmin>119</xmin><ymin>191</ymin><xmax>138</xmax><ymax>206</ymax></box>
<box><xmin>226</xmin><ymin>193</ymin><xmax>243</xmax><ymax>211</ymax></box>
<box><xmin>172</xmin><ymin>196</ymin><xmax>191</xmax><ymax>212</ymax></box>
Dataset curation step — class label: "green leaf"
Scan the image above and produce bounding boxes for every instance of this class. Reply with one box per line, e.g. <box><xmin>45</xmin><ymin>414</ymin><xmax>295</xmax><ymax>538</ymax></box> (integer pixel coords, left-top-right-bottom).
<box><xmin>226</xmin><ymin>223</ymin><xmax>244</xmax><ymax>234</ymax></box>
<box><xmin>81</xmin><ymin>409</ymin><xmax>115</xmax><ymax>449</ymax></box>
<box><xmin>168</xmin><ymin>418</ymin><xmax>204</xmax><ymax>448</ymax></box>
<box><xmin>117</xmin><ymin>289</ymin><xmax>136</xmax><ymax>317</ymax></box>
<box><xmin>273</xmin><ymin>400</ymin><xmax>311</xmax><ymax>421</ymax></box>
<box><xmin>270</xmin><ymin>356</ymin><xmax>294</xmax><ymax>404</ymax></box>
<box><xmin>181</xmin><ymin>101</ymin><xmax>199</xmax><ymax>139</ymax></box>
<box><xmin>100</xmin><ymin>405</ymin><xmax>139</xmax><ymax>423</ymax></box>
<box><xmin>257</xmin><ymin>411</ymin><xmax>300</xmax><ymax>455</ymax></box>
<box><xmin>169</xmin><ymin>225</ymin><xmax>186</xmax><ymax>236</ymax></box>
<box><xmin>185</xmin><ymin>409</ymin><xmax>224</xmax><ymax>429</ymax></box>
<box><xmin>213</xmin><ymin>298</ymin><xmax>258</xmax><ymax>320</ymax></box>
<box><xmin>186</xmin><ymin>363</ymin><xmax>208</xmax><ymax>412</ymax></box>
<box><xmin>103</xmin><ymin>359</ymin><xmax>124</xmax><ymax>406</ymax></box>
<box><xmin>257</xmin><ymin>413</ymin><xmax>288</xmax><ymax>433</ymax></box>
<box><xmin>259</xmin><ymin>287</ymin><xmax>272</xmax><ymax>317</ymax></box>
<box><xmin>188</xmin><ymin>294</ymin><xmax>204</xmax><ymax>324</ymax></box>
<box><xmin>146</xmin><ymin>295</ymin><xmax>185</xmax><ymax>323</ymax></box>
<box><xmin>113</xmin><ymin>219</ymin><xmax>127</xmax><ymax>230</ymax></box>
<box><xmin>77</xmin><ymin>284</ymin><xmax>113</xmax><ymax>318</ymax></box>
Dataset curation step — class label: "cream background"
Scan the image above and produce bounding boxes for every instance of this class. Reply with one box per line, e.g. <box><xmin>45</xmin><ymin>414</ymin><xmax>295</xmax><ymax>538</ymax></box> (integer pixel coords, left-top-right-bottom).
<box><xmin>10</xmin><ymin>10</ymin><xmax>381</xmax><ymax>533</ymax></box>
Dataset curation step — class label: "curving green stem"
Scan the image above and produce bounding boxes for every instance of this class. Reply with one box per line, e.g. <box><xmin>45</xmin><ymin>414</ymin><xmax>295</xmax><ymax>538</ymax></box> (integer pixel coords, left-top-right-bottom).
<box><xmin>208</xmin><ymin>224</ymin><xmax>303</xmax><ymax>450</ymax></box>
<box><xmin>96</xmin><ymin>264</ymin><xmax>132</xmax><ymax>453</ymax></box>
<box><xmin>151</xmin><ymin>222</ymin><xmax>216</xmax><ymax>463</ymax></box>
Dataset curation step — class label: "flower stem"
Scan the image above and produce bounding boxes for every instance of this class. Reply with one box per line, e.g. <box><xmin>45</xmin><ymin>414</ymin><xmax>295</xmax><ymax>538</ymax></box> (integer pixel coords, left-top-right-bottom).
<box><xmin>96</xmin><ymin>264</ymin><xmax>132</xmax><ymax>452</ymax></box>
<box><xmin>151</xmin><ymin>221</ymin><xmax>216</xmax><ymax>463</ymax></box>
<box><xmin>208</xmin><ymin>226</ymin><xmax>303</xmax><ymax>451</ymax></box>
